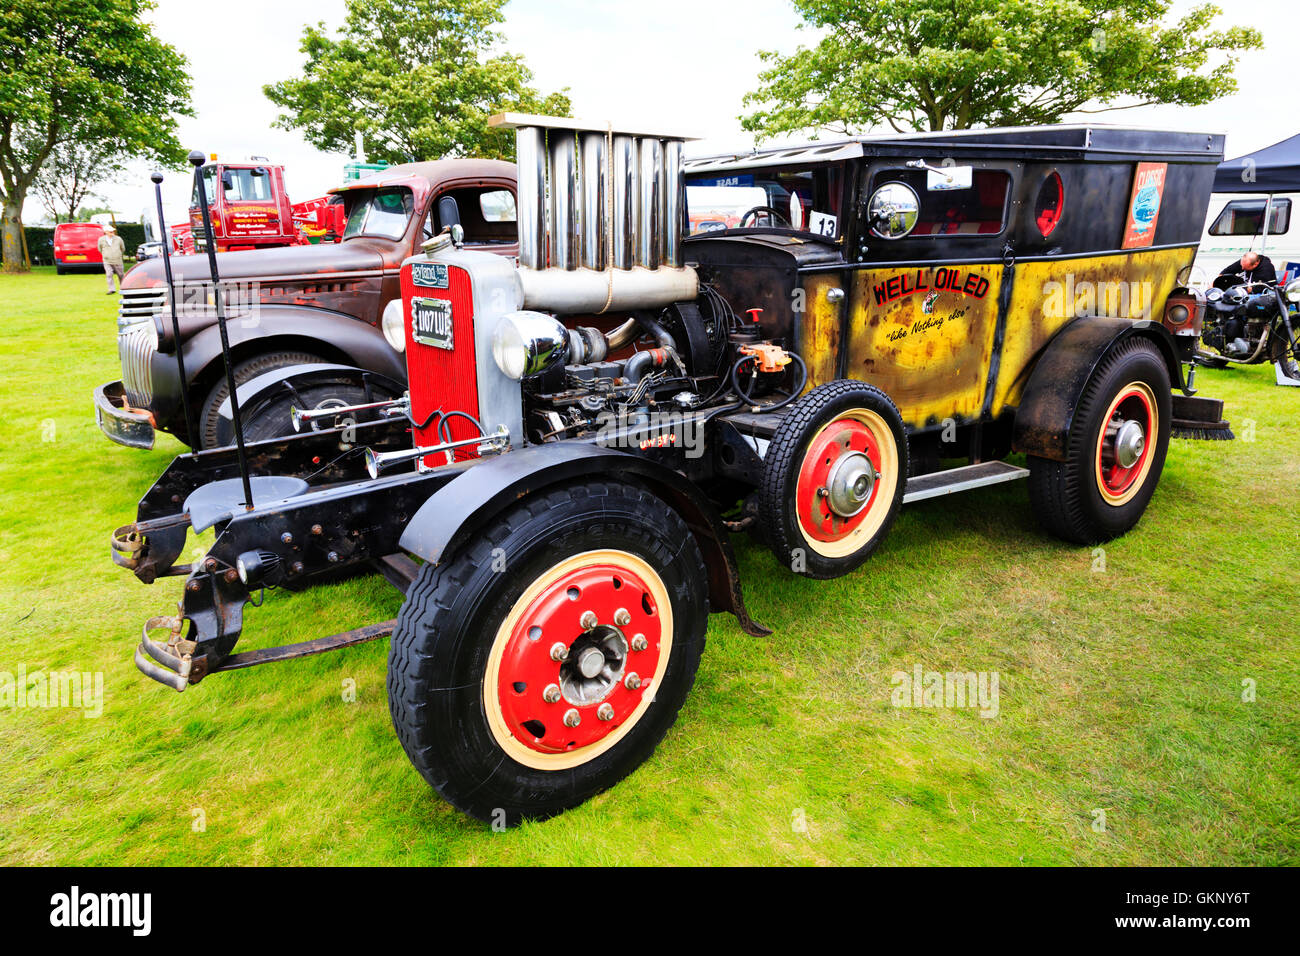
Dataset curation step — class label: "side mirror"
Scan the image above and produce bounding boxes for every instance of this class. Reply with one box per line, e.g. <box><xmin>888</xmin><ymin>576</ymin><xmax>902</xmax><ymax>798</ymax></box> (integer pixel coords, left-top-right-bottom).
<box><xmin>927</xmin><ymin>165</ymin><xmax>973</xmax><ymax>191</ymax></box>
<box><xmin>220</xmin><ymin>170</ymin><xmax>234</xmax><ymax>191</ymax></box>
<box><xmin>867</xmin><ymin>182</ymin><xmax>920</xmax><ymax>239</ymax></box>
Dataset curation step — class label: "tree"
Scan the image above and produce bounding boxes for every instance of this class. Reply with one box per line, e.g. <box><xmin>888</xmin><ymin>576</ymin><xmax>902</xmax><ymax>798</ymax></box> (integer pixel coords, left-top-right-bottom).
<box><xmin>264</xmin><ymin>0</ymin><xmax>571</xmax><ymax>165</ymax></box>
<box><xmin>31</xmin><ymin>138</ymin><xmax>129</xmax><ymax>224</ymax></box>
<box><xmin>741</xmin><ymin>0</ymin><xmax>1262</xmax><ymax>138</ymax></box>
<box><xmin>0</xmin><ymin>0</ymin><xmax>192</xmax><ymax>271</ymax></box>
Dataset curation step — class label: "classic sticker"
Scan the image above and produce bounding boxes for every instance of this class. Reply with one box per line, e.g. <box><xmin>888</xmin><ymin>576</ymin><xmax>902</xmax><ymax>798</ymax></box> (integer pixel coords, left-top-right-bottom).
<box><xmin>1122</xmin><ymin>162</ymin><xmax>1167</xmax><ymax>249</ymax></box>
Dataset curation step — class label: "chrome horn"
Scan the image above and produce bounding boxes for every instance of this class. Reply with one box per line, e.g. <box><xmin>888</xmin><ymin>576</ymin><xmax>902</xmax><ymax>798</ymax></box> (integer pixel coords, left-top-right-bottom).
<box><xmin>364</xmin><ymin>425</ymin><xmax>510</xmax><ymax>478</ymax></box>
<box><xmin>290</xmin><ymin>396</ymin><xmax>410</xmax><ymax>432</ymax></box>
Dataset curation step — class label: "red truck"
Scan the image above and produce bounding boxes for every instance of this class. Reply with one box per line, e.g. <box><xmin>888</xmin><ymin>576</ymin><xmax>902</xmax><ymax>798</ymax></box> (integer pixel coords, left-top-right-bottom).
<box><xmin>52</xmin><ymin>221</ymin><xmax>106</xmax><ymax>274</ymax></box>
<box><xmin>189</xmin><ymin>160</ymin><xmax>298</xmax><ymax>253</ymax></box>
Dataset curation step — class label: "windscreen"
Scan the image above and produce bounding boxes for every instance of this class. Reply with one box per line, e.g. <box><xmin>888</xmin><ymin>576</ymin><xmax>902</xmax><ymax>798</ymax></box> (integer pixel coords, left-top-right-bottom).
<box><xmin>343</xmin><ymin>187</ymin><xmax>415</xmax><ymax>240</ymax></box>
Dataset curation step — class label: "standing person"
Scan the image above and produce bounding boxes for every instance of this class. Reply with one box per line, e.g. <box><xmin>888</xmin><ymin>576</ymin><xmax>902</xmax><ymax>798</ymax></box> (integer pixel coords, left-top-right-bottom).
<box><xmin>98</xmin><ymin>225</ymin><xmax>126</xmax><ymax>294</ymax></box>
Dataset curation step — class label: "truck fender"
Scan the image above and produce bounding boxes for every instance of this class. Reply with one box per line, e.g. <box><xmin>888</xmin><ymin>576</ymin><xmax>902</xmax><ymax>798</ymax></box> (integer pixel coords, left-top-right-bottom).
<box><xmin>180</xmin><ymin>304</ymin><xmax>409</xmax><ymax>392</ymax></box>
<box><xmin>216</xmin><ymin>363</ymin><xmax>406</xmax><ymax>423</ymax></box>
<box><xmin>1011</xmin><ymin>316</ymin><xmax>1184</xmax><ymax>462</ymax></box>
<box><xmin>398</xmin><ymin>442</ymin><xmax>772</xmax><ymax>637</ymax></box>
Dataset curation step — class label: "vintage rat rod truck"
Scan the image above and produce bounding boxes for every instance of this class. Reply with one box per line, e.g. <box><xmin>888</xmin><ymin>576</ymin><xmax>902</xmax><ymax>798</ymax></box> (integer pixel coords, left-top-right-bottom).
<box><xmin>111</xmin><ymin>117</ymin><xmax>1226</xmax><ymax>823</ymax></box>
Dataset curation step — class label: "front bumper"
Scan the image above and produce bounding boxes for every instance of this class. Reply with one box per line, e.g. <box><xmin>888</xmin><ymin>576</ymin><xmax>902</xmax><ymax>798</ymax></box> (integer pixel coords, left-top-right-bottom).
<box><xmin>94</xmin><ymin>380</ymin><xmax>156</xmax><ymax>450</ymax></box>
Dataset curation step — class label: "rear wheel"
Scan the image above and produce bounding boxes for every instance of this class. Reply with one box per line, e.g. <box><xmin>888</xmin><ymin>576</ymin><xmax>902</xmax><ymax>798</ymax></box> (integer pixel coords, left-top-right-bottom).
<box><xmin>1027</xmin><ymin>338</ymin><xmax>1171</xmax><ymax>543</ymax></box>
<box><xmin>759</xmin><ymin>380</ymin><xmax>908</xmax><ymax>579</ymax></box>
<box><xmin>387</xmin><ymin>481</ymin><xmax>708</xmax><ymax>824</ymax></box>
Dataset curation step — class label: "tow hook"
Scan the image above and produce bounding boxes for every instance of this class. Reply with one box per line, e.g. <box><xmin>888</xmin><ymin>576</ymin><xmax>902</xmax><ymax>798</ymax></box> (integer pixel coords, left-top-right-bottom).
<box><xmin>133</xmin><ymin>614</ymin><xmax>199</xmax><ymax>693</ymax></box>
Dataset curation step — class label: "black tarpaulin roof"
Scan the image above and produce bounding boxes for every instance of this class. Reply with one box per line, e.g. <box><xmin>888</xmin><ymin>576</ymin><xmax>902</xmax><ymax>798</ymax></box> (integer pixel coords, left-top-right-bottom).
<box><xmin>1214</xmin><ymin>133</ymin><xmax>1300</xmax><ymax>193</ymax></box>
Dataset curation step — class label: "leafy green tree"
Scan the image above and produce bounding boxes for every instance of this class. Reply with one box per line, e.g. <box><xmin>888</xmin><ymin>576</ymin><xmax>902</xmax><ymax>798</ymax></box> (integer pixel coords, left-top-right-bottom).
<box><xmin>265</xmin><ymin>0</ymin><xmax>571</xmax><ymax>165</ymax></box>
<box><xmin>742</xmin><ymin>0</ymin><xmax>1262</xmax><ymax>138</ymax></box>
<box><xmin>32</xmin><ymin>138</ymin><xmax>130</xmax><ymax>224</ymax></box>
<box><xmin>0</xmin><ymin>0</ymin><xmax>192</xmax><ymax>270</ymax></box>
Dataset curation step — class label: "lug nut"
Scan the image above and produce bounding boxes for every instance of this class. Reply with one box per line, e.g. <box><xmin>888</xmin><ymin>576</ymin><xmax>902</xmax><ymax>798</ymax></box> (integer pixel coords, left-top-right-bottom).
<box><xmin>625</xmin><ymin>672</ymin><xmax>641</xmax><ymax>690</ymax></box>
<box><xmin>327</xmin><ymin>551</ymin><xmax>340</xmax><ymax>563</ymax></box>
<box><xmin>542</xmin><ymin>684</ymin><xmax>562</xmax><ymax>704</ymax></box>
<box><xmin>630</xmin><ymin>634</ymin><xmax>648</xmax><ymax>652</ymax></box>
<box><xmin>563</xmin><ymin>708</ymin><xmax>581</xmax><ymax>728</ymax></box>
<box><xmin>579</xmin><ymin>610</ymin><xmax>598</xmax><ymax>630</ymax></box>
<box><xmin>613</xmin><ymin>608</ymin><xmax>631</xmax><ymax>626</ymax></box>
<box><xmin>185</xmin><ymin>580</ymin><xmax>201</xmax><ymax>593</ymax></box>
<box><xmin>281</xmin><ymin>532</ymin><xmax>293</xmax><ymax>545</ymax></box>
<box><xmin>311</xmin><ymin>524</ymin><xmax>323</xmax><ymax>536</ymax></box>
<box><xmin>597</xmin><ymin>703</ymin><xmax>614</xmax><ymax>722</ymax></box>
<box><xmin>550</xmin><ymin>642</ymin><xmax>569</xmax><ymax>662</ymax></box>
<box><xmin>223</xmin><ymin>568</ymin><xmax>239</xmax><ymax>583</ymax></box>
<box><xmin>290</xmin><ymin>561</ymin><xmax>304</xmax><ymax>575</ymax></box>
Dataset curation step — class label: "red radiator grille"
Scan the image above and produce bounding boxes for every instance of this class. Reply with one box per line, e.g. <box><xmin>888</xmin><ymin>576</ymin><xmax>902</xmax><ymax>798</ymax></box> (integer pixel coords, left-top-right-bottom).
<box><xmin>399</xmin><ymin>262</ymin><xmax>481</xmax><ymax>466</ymax></box>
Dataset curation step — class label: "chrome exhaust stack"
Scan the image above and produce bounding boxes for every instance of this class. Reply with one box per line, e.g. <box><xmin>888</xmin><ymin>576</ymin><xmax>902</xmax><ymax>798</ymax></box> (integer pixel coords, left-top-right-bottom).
<box><xmin>489</xmin><ymin>113</ymin><xmax>699</xmax><ymax>313</ymax></box>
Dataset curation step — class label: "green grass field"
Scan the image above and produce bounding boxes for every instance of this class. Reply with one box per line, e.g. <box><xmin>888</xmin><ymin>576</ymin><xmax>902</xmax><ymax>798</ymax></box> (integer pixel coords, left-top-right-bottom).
<box><xmin>0</xmin><ymin>266</ymin><xmax>1296</xmax><ymax>865</ymax></box>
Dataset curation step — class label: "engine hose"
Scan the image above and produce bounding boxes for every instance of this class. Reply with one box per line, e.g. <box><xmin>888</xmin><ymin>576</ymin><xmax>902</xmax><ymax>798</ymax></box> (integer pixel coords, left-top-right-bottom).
<box><xmin>438</xmin><ymin>409</ymin><xmax>487</xmax><ymax>445</ymax></box>
<box><xmin>731</xmin><ymin>352</ymin><xmax>808</xmax><ymax>413</ymax></box>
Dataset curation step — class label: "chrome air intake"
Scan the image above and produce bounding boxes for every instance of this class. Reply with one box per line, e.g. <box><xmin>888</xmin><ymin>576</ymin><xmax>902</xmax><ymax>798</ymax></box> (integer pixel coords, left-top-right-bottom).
<box><xmin>490</xmin><ymin>113</ymin><xmax>699</xmax><ymax>313</ymax></box>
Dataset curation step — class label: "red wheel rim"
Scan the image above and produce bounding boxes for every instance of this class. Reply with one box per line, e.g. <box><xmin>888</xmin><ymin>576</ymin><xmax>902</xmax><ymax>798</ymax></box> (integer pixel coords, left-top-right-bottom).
<box><xmin>795</xmin><ymin>417</ymin><xmax>883</xmax><ymax>544</ymax></box>
<box><xmin>492</xmin><ymin>558</ymin><xmax>665</xmax><ymax>760</ymax></box>
<box><xmin>1095</xmin><ymin>383</ymin><xmax>1155</xmax><ymax>503</ymax></box>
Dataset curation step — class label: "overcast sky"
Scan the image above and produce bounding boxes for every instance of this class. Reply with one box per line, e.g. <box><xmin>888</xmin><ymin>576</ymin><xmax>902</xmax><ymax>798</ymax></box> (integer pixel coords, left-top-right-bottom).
<box><xmin>50</xmin><ymin>0</ymin><xmax>1294</xmax><ymax>228</ymax></box>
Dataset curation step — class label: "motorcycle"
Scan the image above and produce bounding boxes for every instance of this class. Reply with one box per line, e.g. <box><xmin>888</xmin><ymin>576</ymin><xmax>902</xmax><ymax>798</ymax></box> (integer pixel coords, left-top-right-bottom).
<box><xmin>1196</xmin><ymin>274</ymin><xmax>1300</xmax><ymax>386</ymax></box>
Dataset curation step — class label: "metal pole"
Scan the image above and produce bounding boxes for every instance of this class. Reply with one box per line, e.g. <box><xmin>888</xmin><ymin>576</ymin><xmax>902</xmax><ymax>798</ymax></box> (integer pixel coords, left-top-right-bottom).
<box><xmin>151</xmin><ymin>171</ymin><xmax>195</xmax><ymax>449</ymax></box>
<box><xmin>189</xmin><ymin>150</ymin><xmax>254</xmax><ymax>510</ymax></box>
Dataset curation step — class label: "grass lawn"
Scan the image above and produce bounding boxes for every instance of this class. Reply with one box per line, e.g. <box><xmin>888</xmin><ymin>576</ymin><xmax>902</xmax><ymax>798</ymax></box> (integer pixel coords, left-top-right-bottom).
<box><xmin>0</xmin><ymin>265</ymin><xmax>1296</xmax><ymax>865</ymax></box>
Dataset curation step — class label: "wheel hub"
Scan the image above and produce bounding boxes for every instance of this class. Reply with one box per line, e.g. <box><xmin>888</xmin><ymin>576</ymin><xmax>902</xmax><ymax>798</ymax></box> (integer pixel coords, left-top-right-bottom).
<box><xmin>795</xmin><ymin>418</ymin><xmax>884</xmax><ymax>543</ymax></box>
<box><xmin>1111</xmin><ymin>419</ymin><xmax>1145</xmax><ymax>469</ymax></box>
<box><xmin>825</xmin><ymin>451</ymin><xmax>877</xmax><ymax>517</ymax></box>
<box><xmin>493</xmin><ymin>562</ymin><xmax>662</xmax><ymax>756</ymax></box>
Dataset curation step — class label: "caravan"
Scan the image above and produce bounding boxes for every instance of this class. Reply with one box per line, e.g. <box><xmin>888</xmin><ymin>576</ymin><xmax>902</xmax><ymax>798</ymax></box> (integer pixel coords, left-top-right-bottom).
<box><xmin>1193</xmin><ymin>133</ymin><xmax>1300</xmax><ymax>286</ymax></box>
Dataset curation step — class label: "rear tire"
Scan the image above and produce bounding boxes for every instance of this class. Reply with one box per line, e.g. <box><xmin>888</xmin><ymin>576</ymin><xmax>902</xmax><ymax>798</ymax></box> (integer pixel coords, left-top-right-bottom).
<box><xmin>1027</xmin><ymin>338</ymin><xmax>1171</xmax><ymax>544</ymax></box>
<box><xmin>387</xmin><ymin>481</ymin><xmax>708</xmax><ymax>824</ymax></box>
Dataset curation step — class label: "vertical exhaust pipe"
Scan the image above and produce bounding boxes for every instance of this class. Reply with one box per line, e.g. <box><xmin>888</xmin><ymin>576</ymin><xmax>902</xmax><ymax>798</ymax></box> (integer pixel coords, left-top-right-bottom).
<box><xmin>516</xmin><ymin>127</ymin><xmax>547</xmax><ymax>270</ymax></box>
<box><xmin>579</xmin><ymin>132</ymin><xmax>607</xmax><ymax>271</ymax></box>
<box><xmin>549</xmin><ymin>132</ymin><xmax>578</xmax><ymax>270</ymax></box>
<box><xmin>611</xmin><ymin>134</ymin><xmax>638</xmax><ymax>270</ymax></box>
<box><xmin>637</xmin><ymin>138</ymin><xmax>662</xmax><ymax>270</ymax></box>
<box><xmin>662</xmin><ymin>140</ymin><xmax>684</xmax><ymax>268</ymax></box>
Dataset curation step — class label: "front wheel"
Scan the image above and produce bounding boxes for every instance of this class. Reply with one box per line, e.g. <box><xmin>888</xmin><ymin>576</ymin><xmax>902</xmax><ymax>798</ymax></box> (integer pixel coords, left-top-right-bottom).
<box><xmin>387</xmin><ymin>481</ymin><xmax>709</xmax><ymax>824</ymax></box>
<box><xmin>1027</xmin><ymin>338</ymin><xmax>1171</xmax><ymax>543</ymax></box>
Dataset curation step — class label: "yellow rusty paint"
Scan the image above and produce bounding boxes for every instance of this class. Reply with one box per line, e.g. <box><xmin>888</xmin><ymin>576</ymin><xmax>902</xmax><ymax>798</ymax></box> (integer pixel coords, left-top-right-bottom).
<box><xmin>843</xmin><ymin>263</ymin><xmax>1004</xmax><ymax>426</ymax></box>
<box><xmin>799</xmin><ymin>273</ymin><xmax>843</xmax><ymax>391</ymax></box>
<box><xmin>800</xmin><ymin>246</ymin><xmax>1194</xmax><ymax>429</ymax></box>
<box><xmin>990</xmin><ymin>246</ymin><xmax>1194</xmax><ymax>416</ymax></box>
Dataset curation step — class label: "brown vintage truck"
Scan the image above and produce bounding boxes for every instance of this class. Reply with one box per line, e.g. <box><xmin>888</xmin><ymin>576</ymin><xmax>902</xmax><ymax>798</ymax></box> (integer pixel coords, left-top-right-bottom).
<box><xmin>95</xmin><ymin>158</ymin><xmax>518</xmax><ymax>449</ymax></box>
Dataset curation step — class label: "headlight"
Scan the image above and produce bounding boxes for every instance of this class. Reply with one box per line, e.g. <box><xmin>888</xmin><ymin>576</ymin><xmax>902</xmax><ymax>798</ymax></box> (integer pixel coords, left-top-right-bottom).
<box><xmin>490</xmin><ymin>311</ymin><xmax>570</xmax><ymax>380</ymax></box>
<box><xmin>381</xmin><ymin>298</ymin><xmax>406</xmax><ymax>352</ymax></box>
<box><xmin>1167</xmin><ymin>304</ymin><xmax>1189</xmax><ymax>324</ymax></box>
<box><xmin>1287</xmin><ymin>278</ymin><xmax>1300</xmax><ymax>303</ymax></box>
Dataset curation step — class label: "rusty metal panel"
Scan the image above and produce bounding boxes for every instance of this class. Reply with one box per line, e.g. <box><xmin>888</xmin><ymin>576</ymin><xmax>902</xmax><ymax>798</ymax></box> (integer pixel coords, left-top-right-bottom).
<box><xmin>843</xmin><ymin>264</ymin><xmax>1003</xmax><ymax>427</ymax></box>
<box><xmin>991</xmin><ymin>246</ymin><xmax>1195</xmax><ymax>415</ymax></box>
<box><xmin>798</xmin><ymin>273</ymin><xmax>845</xmax><ymax>389</ymax></box>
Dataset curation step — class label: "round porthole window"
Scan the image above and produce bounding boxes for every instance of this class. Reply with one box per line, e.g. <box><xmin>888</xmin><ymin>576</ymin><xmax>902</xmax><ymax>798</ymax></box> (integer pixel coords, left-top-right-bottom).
<box><xmin>1034</xmin><ymin>171</ymin><xmax>1064</xmax><ymax>238</ymax></box>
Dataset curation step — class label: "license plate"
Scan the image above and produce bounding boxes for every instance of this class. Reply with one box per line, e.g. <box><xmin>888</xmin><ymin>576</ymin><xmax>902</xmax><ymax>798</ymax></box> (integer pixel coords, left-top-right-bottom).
<box><xmin>411</xmin><ymin>297</ymin><xmax>453</xmax><ymax>350</ymax></box>
<box><xmin>66</xmin><ymin>254</ymin><xmax>87</xmax><ymax>261</ymax></box>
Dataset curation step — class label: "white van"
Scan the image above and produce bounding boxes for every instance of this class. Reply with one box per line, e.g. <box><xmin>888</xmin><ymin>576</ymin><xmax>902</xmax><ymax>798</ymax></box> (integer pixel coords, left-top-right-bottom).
<box><xmin>1192</xmin><ymin>191</ymin><xmax>1300</xmax><ymax>285</ymax></box>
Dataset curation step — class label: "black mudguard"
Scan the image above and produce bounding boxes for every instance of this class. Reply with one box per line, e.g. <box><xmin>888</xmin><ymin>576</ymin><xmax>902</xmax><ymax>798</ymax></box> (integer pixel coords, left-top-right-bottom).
<box><xmin>215</xmin><ymin>362</ymin><xmax>406</xmax><ymax>425</ymax></box>
<box><xmin>1011</xmin><ymin>317</ymin><xmax>1185</xmax><ymax>463</ymax></box>
<box><xmin>399</xmin><ymin>442</ymin><xmax>772</xmax><ymax>637</ymax></box>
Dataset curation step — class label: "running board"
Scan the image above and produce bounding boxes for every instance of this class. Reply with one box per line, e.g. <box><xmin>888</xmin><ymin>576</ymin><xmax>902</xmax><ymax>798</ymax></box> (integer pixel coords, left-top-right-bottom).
<box><xmin>903</xmin><ymin>460</ymin><xmax>1029</xmax><ymax>504</ymax></box>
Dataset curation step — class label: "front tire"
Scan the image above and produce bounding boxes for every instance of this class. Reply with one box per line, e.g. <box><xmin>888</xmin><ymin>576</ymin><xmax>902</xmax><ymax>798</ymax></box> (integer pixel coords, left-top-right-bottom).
<box><xmin>387</xmin><ymin>481</ymin><xmax>708</xmax><ymax>824</ymax></box>
<box><xmin>759</xmin><ymin>380</ymin><xmax>908</xmax><ymax>579</ymax></box>
<box><xmin>1027</xmin><ymin>338</ymin><xmax>1171</xmax><ymax>543</ymax></box>
<box><xmin>197</xmin><ymin>350</ymin><xmax>326</xmax><ymax>449</ymax></box>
